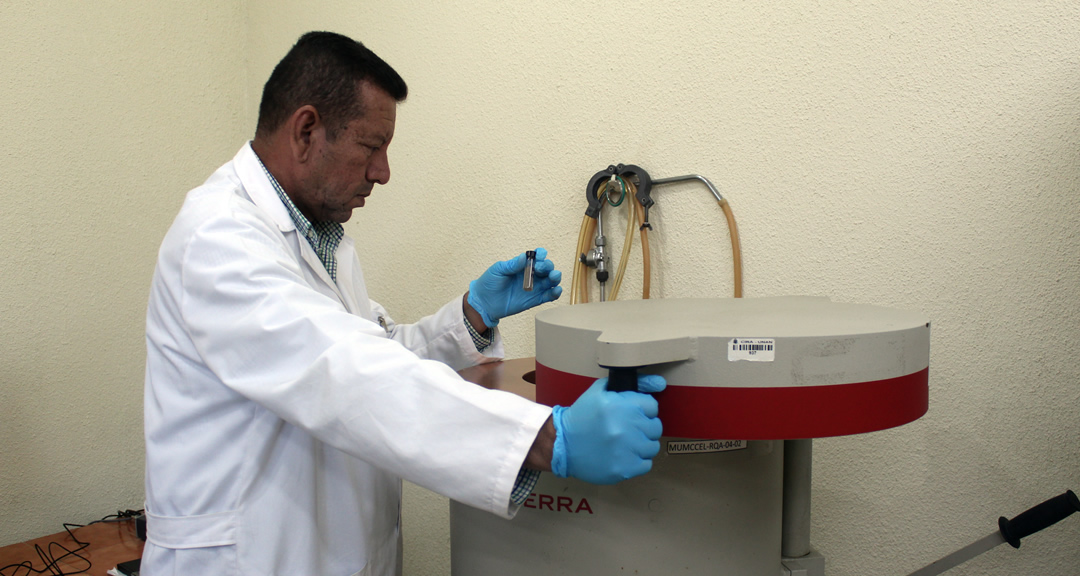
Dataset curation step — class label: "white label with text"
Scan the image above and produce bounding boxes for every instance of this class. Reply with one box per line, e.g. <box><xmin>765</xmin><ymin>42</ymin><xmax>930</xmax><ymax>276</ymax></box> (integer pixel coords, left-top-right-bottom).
<box><xmin>667</xmin><ymin>440</ymin><xmax>747</xmax><ymax>455</ymax></box>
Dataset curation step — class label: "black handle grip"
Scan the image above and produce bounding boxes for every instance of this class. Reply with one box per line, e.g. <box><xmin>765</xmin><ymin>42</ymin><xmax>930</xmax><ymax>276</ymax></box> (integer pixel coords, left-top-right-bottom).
<box><xmin>616</xmin><ymin>164</ymin><xmax>654</xmax><ymax>210</ymax></box>
<box><xmin>998</xmin><ymin>490</ymin><xmax>1080</xmax><ymax>548</ymax></box>
<box><xmin>584</xmin><ymin>166</ymin><xmax>617</xmax><ymax>218</ymax></box>
<box><xmin>606</xmin><ymin>367</ymin><xmax>639</xmax><ymax>392</ymax></box>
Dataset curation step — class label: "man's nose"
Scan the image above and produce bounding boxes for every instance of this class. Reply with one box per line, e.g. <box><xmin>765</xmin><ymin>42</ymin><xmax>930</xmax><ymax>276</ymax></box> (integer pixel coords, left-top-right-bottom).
<box><xmin>368</xmin><ymin>149</ymin><xmax>390</xmax><ymax>185</ymax></box>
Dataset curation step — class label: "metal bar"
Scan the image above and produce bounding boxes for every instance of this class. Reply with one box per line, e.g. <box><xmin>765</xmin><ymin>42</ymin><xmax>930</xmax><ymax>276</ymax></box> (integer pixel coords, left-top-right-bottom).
<box><xmin>782</xmin><ymin>439</ymin><xmax>813</xmax><ymax>558</ymax></box>
<box><xmin>652</xmin><ymin>174</ymin><xmax>724</xmax><ymax>202</ymax></box>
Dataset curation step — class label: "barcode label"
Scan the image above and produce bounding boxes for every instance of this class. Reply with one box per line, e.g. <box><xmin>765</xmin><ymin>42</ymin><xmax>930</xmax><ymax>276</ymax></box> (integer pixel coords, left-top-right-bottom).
<box><xmin>728</xmin><ymin>338</ymin><xmax>776</xmax><ymax>362</ymax></box>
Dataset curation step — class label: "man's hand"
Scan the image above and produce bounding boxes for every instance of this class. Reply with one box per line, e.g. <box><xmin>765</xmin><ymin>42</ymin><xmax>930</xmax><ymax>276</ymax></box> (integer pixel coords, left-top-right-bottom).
<box><xmin>466</xmin><ymin>248</ymin><xmax>562</xmax><ymax>328</ymax></box>
<box><xmin>549</xmin><ymin>375</ymin><xmax>666</xmax><ymax>485</ymax></box>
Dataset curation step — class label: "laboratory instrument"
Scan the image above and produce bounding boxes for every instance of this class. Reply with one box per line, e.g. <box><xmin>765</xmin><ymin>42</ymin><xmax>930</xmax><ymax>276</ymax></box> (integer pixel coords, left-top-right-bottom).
<box><xmin>451</xmin><ymin>163</ymin><xmax>1075</xmax><ymax>575</ymax></box>
<box><xmin>453</xmin><ymin>296</ymin><xmax>930</xmax><ymax>575</ymax></box>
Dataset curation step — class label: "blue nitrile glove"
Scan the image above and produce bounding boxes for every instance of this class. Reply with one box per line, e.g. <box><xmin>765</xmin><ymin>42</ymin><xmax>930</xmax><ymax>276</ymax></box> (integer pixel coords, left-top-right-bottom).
<box><xmin>467</xmin><ymin>248</ymin><xmax>563</xmax><ymax>328</ymax></box>
<box><xmin>550</xmin><ymin>374</ymin><xmax>666</xmax><ymax>484</ymax></box>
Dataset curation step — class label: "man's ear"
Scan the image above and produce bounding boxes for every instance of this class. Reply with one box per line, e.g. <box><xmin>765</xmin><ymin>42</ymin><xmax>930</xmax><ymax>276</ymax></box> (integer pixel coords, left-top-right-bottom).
<box><xmin>288</xmin><ymin>105</ymin><xmax>322</xmax><ymax>163</ymax></box>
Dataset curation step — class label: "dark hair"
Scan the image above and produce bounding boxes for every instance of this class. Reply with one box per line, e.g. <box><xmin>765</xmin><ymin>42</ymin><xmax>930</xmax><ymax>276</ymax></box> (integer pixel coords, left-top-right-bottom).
<box><xmin>255</xmin><ymin>31</ymin><xmax>408</xmax><ymax>140</ymax></box>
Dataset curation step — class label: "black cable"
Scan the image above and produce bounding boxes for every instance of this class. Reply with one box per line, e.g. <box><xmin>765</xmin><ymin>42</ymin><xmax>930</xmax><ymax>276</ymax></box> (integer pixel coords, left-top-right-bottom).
<box><xmin>0</xmin><ymin>509</ymin><xmax>143</xmax><ymax>576</ymax></box>
<box><xmin>86</xmin><ymin>509</ymin><xmax>144</xmax><ymax>526</ymax></box>
<box><xmin>0</xmin><ymin>523</ymin><xmax>90</xmax><ymax>576</ymax></box>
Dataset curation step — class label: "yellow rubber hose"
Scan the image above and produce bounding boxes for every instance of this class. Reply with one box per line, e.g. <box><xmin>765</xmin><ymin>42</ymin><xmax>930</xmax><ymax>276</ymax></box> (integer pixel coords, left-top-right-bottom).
<box><xmin>719</xmin><ymin>198</ymin><xmax>743</xmax><ymax>298</ymax></box>
<box><xmin>636</xmin><ymin>190</ymin><xmax>651</xmax><ymax>299</ymax></box>
<box><xmin>577</xmin><ymin>216</ymin><xmax>596</xmax><ymax>304</ymax></box>
<box><xmin>607</xmin><ymin>178</ymin><xmax>637</xmax><ymax>301</ymax></box>
<box><xmin>570</xmin><ymin>213</ymin><xmax>591</xmax><ymax>305</ymax></box>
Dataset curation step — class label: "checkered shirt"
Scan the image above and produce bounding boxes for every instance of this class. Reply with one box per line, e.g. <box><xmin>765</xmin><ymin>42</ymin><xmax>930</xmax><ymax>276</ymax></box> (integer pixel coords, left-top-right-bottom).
<box><xmin>511</xmin><ymin>468</ymin><xmax>541</xmax><ymax>505</ymax></box>
<box><xmin>464</xmin><ymin>315</ymin><xmax>494</xmax><ymax>351</ymax></box>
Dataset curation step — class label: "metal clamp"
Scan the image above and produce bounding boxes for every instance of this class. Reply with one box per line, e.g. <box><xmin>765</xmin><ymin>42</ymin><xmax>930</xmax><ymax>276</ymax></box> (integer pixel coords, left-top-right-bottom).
<box><xmin>615</xmin><ymin>164</ymin><xmax>655</xmax><ymax>230</ymax></box>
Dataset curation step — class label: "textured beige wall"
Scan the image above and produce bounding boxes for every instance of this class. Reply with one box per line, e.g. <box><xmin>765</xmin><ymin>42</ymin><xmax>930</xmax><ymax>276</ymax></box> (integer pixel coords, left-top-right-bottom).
<box><xmin>3</xmin><ymin>2</ymin><xmax>1078</xmax><ymax>576</ymax></box>
<box><xmin>255</xmin><ymin>3</ymin><xmax>1078</xmax><ymax>576</ymax></box>
<box><xmin>0</xmin><ymin>0</ymin><xmax>250</xmax><ymax>545</ymax></box>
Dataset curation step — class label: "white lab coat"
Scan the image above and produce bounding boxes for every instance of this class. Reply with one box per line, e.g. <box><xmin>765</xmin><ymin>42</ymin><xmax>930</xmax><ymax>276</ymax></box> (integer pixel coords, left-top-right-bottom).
<box><xmin>143</xmin><ymin>143</ymin><xmax>551</xmax><ymax>576</ymax></box>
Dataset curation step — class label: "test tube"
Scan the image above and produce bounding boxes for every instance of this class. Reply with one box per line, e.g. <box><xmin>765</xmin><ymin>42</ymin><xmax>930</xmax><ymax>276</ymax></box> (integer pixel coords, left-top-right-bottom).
<box><xmin>523</xmin><ymin>250</ymin><xmax>536</xmax><ymax>291</ymax></box>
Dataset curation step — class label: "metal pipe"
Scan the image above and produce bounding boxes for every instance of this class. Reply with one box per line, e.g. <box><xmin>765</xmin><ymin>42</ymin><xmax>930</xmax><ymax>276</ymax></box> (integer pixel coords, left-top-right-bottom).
<box><xmin>781</xmin><ymin>439</ymin><xmax>813</xmax><ymax>558</ymax></box>
<box><xmin>594</xmin><ymin>202</ymin><xmax>607</xmax><ymax>301</ymax></box>
<box><xmin>652</xmin><ymin>174</ymin><xmax>724</xmax><ymax>202</ymax></box>
<box><xmin>650</xmin><ymin>173</ymin><xmax>742</xmax><ymax>298</ymax></box>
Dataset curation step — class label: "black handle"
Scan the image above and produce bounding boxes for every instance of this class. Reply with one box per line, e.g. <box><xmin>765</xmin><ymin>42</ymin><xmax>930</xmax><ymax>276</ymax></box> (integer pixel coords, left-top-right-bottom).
<box><xmin>606</xmin><ymin>366</ymin><xmax>639</xmax><ymax>392</ymax></box>
<box><xmin>998</xmin><ymin>490</ymin><xmax>1080</xmax><ymax>548</ymax></box>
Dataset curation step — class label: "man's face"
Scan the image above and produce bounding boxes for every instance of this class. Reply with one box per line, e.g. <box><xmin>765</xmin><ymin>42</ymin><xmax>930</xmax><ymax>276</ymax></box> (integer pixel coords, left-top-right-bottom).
<box><xmin>299</xmin><ymin>81</ymin><xmax>397</xmax><ymax>223</ymax></box>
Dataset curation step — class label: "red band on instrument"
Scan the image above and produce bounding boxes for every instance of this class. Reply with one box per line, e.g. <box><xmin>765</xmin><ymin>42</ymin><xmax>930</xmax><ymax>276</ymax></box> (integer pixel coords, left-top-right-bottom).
<box><xmin>535</xmin><ymin>362</ymin><xmax>928</xmax><ymax>439</ymax></box>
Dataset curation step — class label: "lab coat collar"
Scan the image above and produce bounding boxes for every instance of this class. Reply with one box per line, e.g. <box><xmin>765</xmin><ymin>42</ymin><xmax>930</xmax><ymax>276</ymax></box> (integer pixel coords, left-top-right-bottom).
<box><xmin>233</xmin><ymin>142</ymin><xmax>347</xmax><ymax>300</ymax></box>
<box><xmin>234</xmin><ymin>141</ymin><xmax>297</xmax><ymax>234</ymax></box>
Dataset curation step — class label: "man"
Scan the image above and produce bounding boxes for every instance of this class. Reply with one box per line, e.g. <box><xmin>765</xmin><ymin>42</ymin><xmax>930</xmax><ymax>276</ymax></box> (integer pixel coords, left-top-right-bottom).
<box><xmin>143</xmin><ymin>31</ymin><xmax>664</xmax><ymax>576</ymax></box>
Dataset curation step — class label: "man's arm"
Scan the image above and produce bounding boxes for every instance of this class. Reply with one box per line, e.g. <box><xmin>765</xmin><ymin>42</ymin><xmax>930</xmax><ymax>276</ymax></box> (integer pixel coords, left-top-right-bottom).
<box><xmin>523</xmin><ymin>416</ymin><xmax>555</xmax><ymax>472</ymax></box>
<box><xmin>465</xmin><ymin>291</ymin><xmax>553</xmax><ymax>471</ymax></box>
<box><xmin>463</xmin><ymin>292</ymin><xmax>491</xmax><ymax>331</ymax></box>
